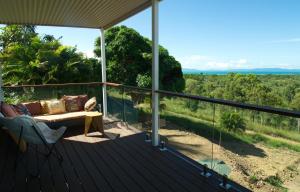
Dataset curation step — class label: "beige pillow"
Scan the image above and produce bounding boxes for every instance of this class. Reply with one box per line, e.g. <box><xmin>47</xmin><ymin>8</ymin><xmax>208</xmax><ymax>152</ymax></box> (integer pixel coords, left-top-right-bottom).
<box><xmin>84</xmin><ymin>97</ymin><xmax>97</xmax><ymax>111</ymax></box>
<box><xmin>40</xmin><ymin>100</ymin><xmax>49</xmax><ymax>114</ymax></box>
<box><xmin>46</xmin><ymin>99</ymin><xmax>66</xmax><ymax>114</ymax></box>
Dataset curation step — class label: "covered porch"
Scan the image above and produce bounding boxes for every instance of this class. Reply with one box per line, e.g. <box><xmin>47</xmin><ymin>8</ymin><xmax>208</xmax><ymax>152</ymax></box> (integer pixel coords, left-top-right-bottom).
<box><xmin>0</xmin><ymin>82</ymin><xmax>251</xmax><ymax>192</ymax></box>
<box><xmin>0</xmin><ymin>0</ymin><xmax>251</xmax><ymax>191</ymax></box>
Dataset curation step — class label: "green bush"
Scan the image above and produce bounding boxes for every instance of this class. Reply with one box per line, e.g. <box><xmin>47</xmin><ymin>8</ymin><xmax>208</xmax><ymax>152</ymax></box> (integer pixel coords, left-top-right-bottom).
<box><xmin>220</xmin><ymin>112</ymin><xmax>246</xmax><ymax>132</ymax></box>
<box><xmin>264</xmin><ymin>175</ymin><xmax>283</xmax><ymax>188</ymax></box>
<box><xmin>184</xmin><ymin>100</ymin><xmax>199</xmax><ymax>112</ymax></box>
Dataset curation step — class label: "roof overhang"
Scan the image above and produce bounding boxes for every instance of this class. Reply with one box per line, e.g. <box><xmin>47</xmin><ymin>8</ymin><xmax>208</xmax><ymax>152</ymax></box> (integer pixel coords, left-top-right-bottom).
<box><xmin>0</xmin><ymin>0</ymin><xmax>152</xmax><ymax>29</ymax></box>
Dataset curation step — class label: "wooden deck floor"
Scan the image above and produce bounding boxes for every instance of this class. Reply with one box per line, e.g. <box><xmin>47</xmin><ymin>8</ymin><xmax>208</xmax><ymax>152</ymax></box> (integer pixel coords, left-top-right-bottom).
<box><xmin>0</xmin><ymin>121</ymin><xmax>250</xmax><ymax>192</ymax></box>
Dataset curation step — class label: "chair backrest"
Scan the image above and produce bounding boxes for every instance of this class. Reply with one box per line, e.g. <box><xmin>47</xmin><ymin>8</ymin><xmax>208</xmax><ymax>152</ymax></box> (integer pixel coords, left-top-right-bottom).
<box><xmin>0</xmin><ymin>115</ymin><xmax>46</xmax><ymax>145</ymax></box>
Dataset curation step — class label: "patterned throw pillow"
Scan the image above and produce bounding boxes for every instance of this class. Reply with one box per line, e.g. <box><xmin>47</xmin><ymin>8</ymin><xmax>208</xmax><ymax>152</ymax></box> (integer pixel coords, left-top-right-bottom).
<box><xmin>45</xmin><ymin>100</ymin><xmax>66</xmax><ymax>115</ymax></box>
<box><xmin>78</xmin><ymin>95</ymin><xmax>88</xmax><ymax>110</ymax></box>
<box><xmin>13</xmin><ymin>104</ymin><xmax>31</xmax><ymax>116</ymax></box>
<box><xmin>62</xmin><ymin>95</ymin><xmax>88</xmax><ymax>111</ymax></box>
<box><xmin>84</xmin><ymin>97</ymin><xmax>97</xmax><ymax>111</ymax></box>
<box><xmin>64</xmin><ymin>98</ymin><xmax>81</xmax><ymax>112</ymax></box>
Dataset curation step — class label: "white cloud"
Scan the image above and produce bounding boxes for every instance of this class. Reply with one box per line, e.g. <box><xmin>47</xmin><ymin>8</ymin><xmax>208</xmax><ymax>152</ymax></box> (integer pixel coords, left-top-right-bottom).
<box><xmin>82</xmin><ymin>50</ymin><xmax>95</xmax><ymax>58</ymax></box>
<box><xmin>178</xmin><ymin>55</ymin><xmax>251</xmax><ymax>70</ymax></box>
<box><xmin>269</xmin><ymin>38</ymin><xmax>300</xmax><ymax>43</ymax></box>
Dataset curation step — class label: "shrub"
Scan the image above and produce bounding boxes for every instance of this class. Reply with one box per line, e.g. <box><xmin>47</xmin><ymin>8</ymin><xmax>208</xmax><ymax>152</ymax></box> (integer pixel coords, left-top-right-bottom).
<box><xmin>184</xmin><ymin>100</ymin><xmax>199</xmax><ymax>112</ymax></box>
<box><xmin>220</xmin><ymin>112</ymin><xmax>246</xmax><ymax>132</ymax></box>
<box><xmin>264</xmin><ymin>175</ymin><xmax>283</xmax><ymax>188</ymax></box>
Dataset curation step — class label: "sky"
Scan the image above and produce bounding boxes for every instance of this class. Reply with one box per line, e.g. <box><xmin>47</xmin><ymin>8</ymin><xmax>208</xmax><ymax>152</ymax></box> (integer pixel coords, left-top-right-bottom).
<box><xmin>6</xmin><ymin>0</ymin><xmax>300</xmax><ymax>70</ymax></box>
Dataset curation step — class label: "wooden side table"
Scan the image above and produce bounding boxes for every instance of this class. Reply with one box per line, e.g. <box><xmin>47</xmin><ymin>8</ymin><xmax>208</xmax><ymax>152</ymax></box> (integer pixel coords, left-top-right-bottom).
<box><xmin>84</xmin><ymin>112</ymin><xmax>104</xmax><ymax>136</ymax></box>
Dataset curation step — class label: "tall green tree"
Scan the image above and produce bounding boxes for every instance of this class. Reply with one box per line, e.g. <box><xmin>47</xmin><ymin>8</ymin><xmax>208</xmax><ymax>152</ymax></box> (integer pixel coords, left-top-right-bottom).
<box><xmin>0</xmin><ymin>25</ymin><xmax>100</xmax><ymax>85</ymax></box>
<box><xmin>0</xmin><ymin>25</ymin><xmax>36</xmax><ymax>53</ymax></box>
<box><xmin>94</xmin><ymin>26</ymin><xmax>185</xmax><ymax>92</ymax></box>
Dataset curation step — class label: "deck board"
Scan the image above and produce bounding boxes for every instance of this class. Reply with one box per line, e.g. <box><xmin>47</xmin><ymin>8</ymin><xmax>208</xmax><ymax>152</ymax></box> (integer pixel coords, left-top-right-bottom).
<box><xmin>119</xmin><ymin>135</ymin><xmax>206</xmax><ymax>192</ymax></box>
<box><xmin>78</xmin><ymin>136</ymin><xmax>129</xmax><ymax>192</ymax></box>
<box><xmin>55</xmin><ymin>141</ymin><xmax>85</xmax><ymax>192</ymax></box>
<box><xmin>105</xmin><ymin>138</ymin><xmax>166</xmax><ymax>192</ymax></box>
<box><xmin>0</xmin><ymin>124</ymin><xmax>251</xmax><ymax>192</ymax></box>
<box><xmin>125</xmin><ymin>133</ymin><xmax>217</xmax><ymax>191</ymax></box>
<box><xmin>112</xmin><ymin>136</ymin><xmax>189</xmax><ymax>192</ymax></box>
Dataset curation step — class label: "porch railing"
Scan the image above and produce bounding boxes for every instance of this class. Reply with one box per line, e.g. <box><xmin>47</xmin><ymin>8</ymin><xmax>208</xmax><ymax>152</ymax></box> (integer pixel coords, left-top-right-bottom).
<box><xmin>2</xmin><ymin>82</ymin><xmax>300</xmax><ymax>191</ymax></box>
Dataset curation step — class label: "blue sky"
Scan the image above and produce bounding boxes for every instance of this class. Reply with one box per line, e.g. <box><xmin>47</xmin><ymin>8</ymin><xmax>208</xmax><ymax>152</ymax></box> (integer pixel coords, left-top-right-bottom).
<box><xmin>7</xmin><ymin>0</ymin><xmax>300</xmax><ymax>70</ymax></box>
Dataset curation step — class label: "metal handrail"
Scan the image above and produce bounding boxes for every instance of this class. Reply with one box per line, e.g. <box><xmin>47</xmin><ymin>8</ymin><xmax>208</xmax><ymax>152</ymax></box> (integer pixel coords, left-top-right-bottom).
<box><xmin>156</xmin><ymin>90</ymin><xmax>300</xmax><ymax>118</ymax></box>
<box><xmin>3</xmin><ymin>81</ymin><xmax>300</xmax><ymax>118</ymax></box>
<box><xmin>1</xmin><ymin>82</ymin><xmax>103</xmax><ymax>88</ymax></box>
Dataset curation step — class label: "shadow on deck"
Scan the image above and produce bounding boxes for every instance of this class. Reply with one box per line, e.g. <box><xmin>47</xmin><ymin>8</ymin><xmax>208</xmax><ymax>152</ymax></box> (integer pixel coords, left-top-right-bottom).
<box><xmin>0</xmin><ymin>121</ymin><xmax>251</xmax><ymax>192</ymax></box>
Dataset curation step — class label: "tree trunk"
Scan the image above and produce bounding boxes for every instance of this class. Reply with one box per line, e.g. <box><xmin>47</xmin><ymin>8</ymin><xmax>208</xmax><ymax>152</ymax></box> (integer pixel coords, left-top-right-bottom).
<box><xmin>297</xmin><ymin>119</ymin><xmax>300</xmax><ymax>133</ymax></box>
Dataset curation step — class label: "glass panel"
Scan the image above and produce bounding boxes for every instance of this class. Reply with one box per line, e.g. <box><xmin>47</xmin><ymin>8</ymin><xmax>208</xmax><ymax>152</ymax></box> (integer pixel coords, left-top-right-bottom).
<box><xmin>215</xmin><ymin>105</ymin><xmax>300</xmax><ymax>192</ymax></box>
<box><xmin>159</xmin><ymin>95</ymin><xmax>214</xmax><ymax>166</ymax></box>
<box><xmin>106</xmin><ymin>85</ymin><xmax>124</xmax><ymax>121</ymax></box>
<box><xmin>123</xmin><ymin>87</ymin><xmax>152</xmax><ymax>132</ymax></box>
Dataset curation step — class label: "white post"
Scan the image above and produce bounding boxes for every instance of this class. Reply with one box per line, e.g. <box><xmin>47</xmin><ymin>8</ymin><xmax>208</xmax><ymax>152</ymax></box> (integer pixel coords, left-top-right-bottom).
<box><xmin>0</xmin><ymin>62</ymin><xmax>3</xmax><ymax>101</ymax></box>
<box><xmin>100</xmin><ymin>28</ymin><xmax>108</xmax><ymax>117</ymax></box>
<box><xmin>152</xmin><ymin>0</ymin><xmax>159</xmax><ymax>146</ymax></box>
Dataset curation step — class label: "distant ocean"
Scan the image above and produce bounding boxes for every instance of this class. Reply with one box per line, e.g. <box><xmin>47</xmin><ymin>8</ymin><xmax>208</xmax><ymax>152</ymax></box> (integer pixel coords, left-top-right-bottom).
<box><xmin>183</xmin><ymin>68</ymin><xmax>300</xmax><ymax>75</ymax></box>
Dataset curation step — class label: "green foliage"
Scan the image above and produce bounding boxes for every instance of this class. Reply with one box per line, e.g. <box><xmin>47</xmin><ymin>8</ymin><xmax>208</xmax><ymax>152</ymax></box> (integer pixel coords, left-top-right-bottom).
<box><xmin>136</xmin><ymin>73</ymin><xmax>151</xmax><ymax>88</ymax></box>
<box><xmin>183</xmin><ymin>78</ymin><xmax>203</xmax><ymax>111</ymax></box>
<box><xmin>0</xmin><ymin>25</ymin><xmax>101</xmax><ymax>85</ymax></box>
<box><xmin>184</xmin><ymin>99</ymin><xmax>199</xmax><ymax>112</ymax></box>
<box><xmin>183</xmin><ymin>74</ymin><xmax>300</xmax><ymax>131</ymax></box>
<box><xmin>0</xmin><ymin>25</ymin><xmax>36</xmax><ymax>52</ymax></box>
<box><xmin>249</xmin><ymin>175</ymin><xmax>259</xmax><ymax>184</ymax></box>
<box><xmin>264</xmin><ymin>175</ymin><xmax>283</xmax><ymax>188</ymax></box>
<box><xmin>291</xmin><ymin>92</ymin><xmax>300</xmax><ymax>110</ymax></box>
<box><xmin>247</xmin><ymin>122</ymin><xmax>300</xmax><ymax>143</ymax></box>
<box><xmin>94</xmin><ymin>25</ymin><xmax>185</xmax><ymax>92</ymax></box>
<box><xmin>220</xmin><ymin>112</ymin><xmax>246</xmax><ymax>132</ymax></box>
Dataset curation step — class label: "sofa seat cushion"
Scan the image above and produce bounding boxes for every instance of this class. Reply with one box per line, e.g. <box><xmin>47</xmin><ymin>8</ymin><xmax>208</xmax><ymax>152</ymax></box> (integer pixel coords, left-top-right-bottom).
<box><xmin>33</xmin><ymin>111</ymin><xmax>90</xmax><ymax>123</ymax></box>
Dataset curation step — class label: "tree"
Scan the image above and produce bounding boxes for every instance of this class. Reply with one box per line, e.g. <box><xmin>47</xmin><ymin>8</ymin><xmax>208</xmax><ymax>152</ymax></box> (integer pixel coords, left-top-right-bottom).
<box><xmin>184</xmin><ymin>78</ymin><xmax>203</xmax><ymax>111</ymax></box>
<box><xmin>0</xmin><ymin>25</ymin><xmax>100</xmax><ymax>85</ymax></box>
<box><xmin>220</xmin><ymin>111</ymin><xmax>246</xmax><ymax>132</ymax></box>
<box><xmin>94</xmin><ymin>25</ymin><xmax>185</xmax><ymax>92</ymax></box>
<box><xmin>0</xmin><ymin>25</ymin><xmax>36</xmax><ymax>53</ymax></box>
<box><xmin>291</xmin><ymin>93</ymin><xmax>300</xmax><ymax>132</ymax></box>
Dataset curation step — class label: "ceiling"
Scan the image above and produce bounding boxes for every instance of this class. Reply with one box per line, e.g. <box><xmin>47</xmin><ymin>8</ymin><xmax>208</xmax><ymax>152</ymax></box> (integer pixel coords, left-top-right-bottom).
<box><xmin>0</xmin><ymin>0</ymin><xmax>152</xmax><ymax>29</ymax></box>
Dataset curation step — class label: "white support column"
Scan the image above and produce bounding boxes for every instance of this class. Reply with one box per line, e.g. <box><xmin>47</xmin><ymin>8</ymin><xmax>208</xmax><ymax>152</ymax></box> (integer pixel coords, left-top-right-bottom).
<box><xmin>100</xmin><ymin>28</ymin><xmax>108</xmax><ymax>117</ymax></box>
<box><xmin>152</xmin><ymin>0</ymin><xmax>159</xmax><ymax>146</ymax></box>
<box><xmin>0</xmin><ymin>65</ymin><xmax>3</xmax><ymax>101</ymax></box>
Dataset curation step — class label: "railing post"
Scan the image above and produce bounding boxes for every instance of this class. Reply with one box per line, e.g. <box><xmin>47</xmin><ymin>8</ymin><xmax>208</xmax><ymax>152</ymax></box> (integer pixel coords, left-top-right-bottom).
<box><xmin>0</xmin><ymin>64</ymin><xmax>4</xmax><ymax>101</ymax></box>
<box><xmin>152</xmin><ymin>0</ymin><xmax>159</xmax><ymax>146</ymax></box>
<box><xmin>122</xmin><ymin>87</ymin><xmax>126</xmax><ymax>122</ymax></box>
<box><xmin>100</xmin><ymin>28</ymin><xmax>108</xmax><ymax>117</ymax></box>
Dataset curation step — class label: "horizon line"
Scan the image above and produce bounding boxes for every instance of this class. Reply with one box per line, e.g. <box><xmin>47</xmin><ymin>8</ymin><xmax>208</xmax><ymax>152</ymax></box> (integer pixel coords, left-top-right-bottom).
<box><xmin>182</xmin><ymin>67</ymin><xmax>300</xmax><ymax>71</ymax></box>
